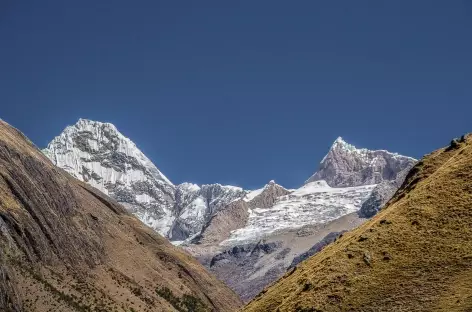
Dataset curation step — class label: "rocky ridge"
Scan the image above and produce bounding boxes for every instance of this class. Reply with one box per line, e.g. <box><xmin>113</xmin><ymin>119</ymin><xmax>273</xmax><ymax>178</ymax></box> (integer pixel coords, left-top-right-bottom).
<box><xmin>359</xmin><ymin>164</ymin><xmax>415</xmax><ymax>218</ymax></box>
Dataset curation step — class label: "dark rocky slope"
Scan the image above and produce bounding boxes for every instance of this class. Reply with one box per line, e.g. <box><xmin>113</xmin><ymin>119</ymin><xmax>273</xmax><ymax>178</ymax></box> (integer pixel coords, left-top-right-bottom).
<box><xmin>194</xmin><ymin>213</ymin><xmax>366</xmax><ymax>303</ymax></box>
<box><xmin>288</xmin><ymin>231</ymin><xmax>345</xmax><ymax>269</ymax></box>
<box><xmin>359</xmin><ymin>164</ymin><xmax>415</xmax><ymax>218</ymax></box>
<box><xmin>0</xmin><ymin>120</ymin><xmax>241</xmax><ymax>312</ymax></box>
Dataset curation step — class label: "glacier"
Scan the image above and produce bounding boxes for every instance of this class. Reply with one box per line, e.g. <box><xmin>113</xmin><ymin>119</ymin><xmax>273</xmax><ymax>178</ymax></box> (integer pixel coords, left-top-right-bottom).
<box><xmin>222</xmin><ymin>181</ymin><xmax>376</xmax><ymax>245</ymax></box>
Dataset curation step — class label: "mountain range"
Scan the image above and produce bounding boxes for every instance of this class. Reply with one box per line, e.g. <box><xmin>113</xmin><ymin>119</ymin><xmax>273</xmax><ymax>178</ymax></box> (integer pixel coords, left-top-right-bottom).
<box><xmin>43</xmin><ymin>120</ymin><xmax>416</xmax><ymax>242</ymax></box>
<box><xmin>4</xmin><ymin>117</ymin><xmax>469</xmax><ymax>311</ymax></box>
<box><xmin>43</xmin><ymin>119</ymin><xmax>417</xmax><ymax>301</ymax></box>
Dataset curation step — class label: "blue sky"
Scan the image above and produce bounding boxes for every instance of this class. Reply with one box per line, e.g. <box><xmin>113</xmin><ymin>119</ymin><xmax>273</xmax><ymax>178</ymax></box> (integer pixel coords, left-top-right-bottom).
<box><xmin>0</xmin><ymin>1</ymin><xmax>471</xmax><ymax>189</ymax></box>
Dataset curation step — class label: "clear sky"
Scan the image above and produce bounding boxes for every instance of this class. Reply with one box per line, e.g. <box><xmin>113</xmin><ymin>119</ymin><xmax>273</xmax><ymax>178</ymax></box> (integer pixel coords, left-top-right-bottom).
<box><xmin>0</xmin><ymin>1</ymin><xmax>471</xmax><ymax>189</ymax></box>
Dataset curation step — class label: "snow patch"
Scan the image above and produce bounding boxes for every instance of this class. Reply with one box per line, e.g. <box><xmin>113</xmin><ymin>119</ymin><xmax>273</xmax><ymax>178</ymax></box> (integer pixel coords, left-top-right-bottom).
<box><xmin>222</xmin><ymin>183</ymin><xmax>376</xmax><ymax>245</ymax></box>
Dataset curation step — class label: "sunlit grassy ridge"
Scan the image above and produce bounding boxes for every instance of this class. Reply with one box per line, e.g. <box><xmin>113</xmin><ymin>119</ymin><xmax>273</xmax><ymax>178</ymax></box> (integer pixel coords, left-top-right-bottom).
<box><xmin>244</xmin><ymin>135</ymin><xmax>472</xmax><ymax>312</ymax></box>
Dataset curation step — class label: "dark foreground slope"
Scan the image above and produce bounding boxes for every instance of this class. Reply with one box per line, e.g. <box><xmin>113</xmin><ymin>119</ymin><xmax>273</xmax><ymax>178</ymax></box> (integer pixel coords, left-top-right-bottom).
<box><xmin>0</xmin><ymin>120</ymin><xmax>241</xmax><ymax>312</ymax></box>
<box><xmin>244</xmin><ymin>135</ymin><xmax>472</xmax><ymax>312</ymax></box>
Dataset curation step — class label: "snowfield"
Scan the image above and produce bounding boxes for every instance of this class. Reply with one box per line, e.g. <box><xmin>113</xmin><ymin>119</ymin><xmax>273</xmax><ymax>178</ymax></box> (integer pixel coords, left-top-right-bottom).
<box><xmin>222</xmin><ymin>181</ymin><xmax>376</xmax><ymax>245</ymax></box>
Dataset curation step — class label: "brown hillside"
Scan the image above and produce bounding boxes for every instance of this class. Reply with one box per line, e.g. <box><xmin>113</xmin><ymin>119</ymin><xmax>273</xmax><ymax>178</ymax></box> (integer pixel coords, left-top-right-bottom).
<box><xmin>244</xmin><ymin>135</ymin><xmax>472</xmax><ymax>312</ymax></box>
<box><xmin>0</xmin><ymin>120</ymin><xmax>242</xmax><ymax>312</ymax></box>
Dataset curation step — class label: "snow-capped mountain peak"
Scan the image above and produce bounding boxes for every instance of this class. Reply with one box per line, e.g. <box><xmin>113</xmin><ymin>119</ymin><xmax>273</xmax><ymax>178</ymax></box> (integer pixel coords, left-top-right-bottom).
<box><xmin>332</xmin><ymin>136</ymin><xmax>357</xmax><ymax>151</ymax></box>
<box><xmin>44</xmin><ymin>121</ymin><xmax>416</xmax><ymax>248</ymax></box>
<box><xmin>43</xmin><ymin>119</ymin><xmax>176</xmax><ymax>235</ymax></box>
<box><xmin>45</xmin><ymin>119</ymin><xmax>173</xmax><ymax>185</ymax></box>
<box><xmin>307</xmin><ymin>137</ymin><xmax>417</xmax><ymax>187</ymax></box>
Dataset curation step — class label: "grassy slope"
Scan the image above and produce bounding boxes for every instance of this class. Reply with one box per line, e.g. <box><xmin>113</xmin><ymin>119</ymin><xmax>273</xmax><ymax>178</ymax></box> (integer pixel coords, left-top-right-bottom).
<box><xmin>0</xmin><ymin>120</ymin><xmax>242</xmax><ymax>312</ymax></box>
<box><xmin>244</xmin><ymin>135</ymin><xmax>472</xmax><ymax>312</ymax></box>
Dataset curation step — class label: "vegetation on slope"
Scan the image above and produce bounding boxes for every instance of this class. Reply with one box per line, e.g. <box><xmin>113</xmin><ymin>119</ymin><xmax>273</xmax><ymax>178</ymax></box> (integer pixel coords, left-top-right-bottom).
<box><xmin>244</xmin><ymin>134</ymin><xmax>472</xmax><ymax>312</ymax></box>
<box><xmin>0</xmin><ymin>120</ymin><xmax>241</xmax><ymax>312</ymax></box>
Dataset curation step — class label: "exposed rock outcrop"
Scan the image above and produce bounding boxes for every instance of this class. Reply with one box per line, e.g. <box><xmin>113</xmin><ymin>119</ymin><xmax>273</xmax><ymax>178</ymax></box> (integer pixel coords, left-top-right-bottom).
<box><xmin>288</xmin><ymin>231</ymin><xmax>345</xmax><ymax>269</ymax></box>
<box><xmin>171</xmin><ymin>183</ymin><xmax>246</xmax><ymax>241</ymax></box>
<box><xmin>359</xmin><ymin>164</ymin><xmax>415</xmax><ymax>218</ymax></box>
<box><xmin>246</xmin><ymin>180</ymin><xmax>291</xmax><ymax>209</ymax></box>
<box><xmin>194</xmin><ymin>199</ymin><xmax>250</xmax><ymax>245</ymax></box>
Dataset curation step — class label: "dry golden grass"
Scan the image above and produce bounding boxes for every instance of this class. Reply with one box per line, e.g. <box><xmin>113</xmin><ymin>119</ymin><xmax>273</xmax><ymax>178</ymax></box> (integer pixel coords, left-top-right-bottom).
<box><xmin>244</xmin><ymin>135</ymin><xmax>472</xmax><ymax>312</ymax></box>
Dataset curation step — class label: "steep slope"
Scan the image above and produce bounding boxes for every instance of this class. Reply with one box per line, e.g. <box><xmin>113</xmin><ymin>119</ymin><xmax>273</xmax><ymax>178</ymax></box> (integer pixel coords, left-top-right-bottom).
<box><xmin>306</xmin><ymin>137</ymin><xmax>416</xmax><ymax>187</ymax></box>
<box><xmin>171</xmin><ymin>183</ymin><xmax>246</xmax><ymax>241</ymax></box>
<box><xmin>43</xmin><ymin>118</ymin><xmax>176</xmax><ymax>235</ymax></box>
<box><xmin>0</xmin><ymin>120</ymin><xmax>242</xmax><ymax>312</ymax></box>
<box><xmin>244</xmin><ymin>135</ymin><xmax>472</xmax><ymax>312</ymax></box>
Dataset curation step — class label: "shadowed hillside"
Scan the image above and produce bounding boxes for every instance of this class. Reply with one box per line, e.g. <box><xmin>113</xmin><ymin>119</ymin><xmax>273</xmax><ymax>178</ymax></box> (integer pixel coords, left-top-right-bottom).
<box><xmin>244</xmin><ymin>135</ymin><xmax>472</xmax><ymax>312</ymax></box>
<box><xmin>0</xmin><ymin>120</ymin><xmax>241</xmax><ymax>312</ymax></box>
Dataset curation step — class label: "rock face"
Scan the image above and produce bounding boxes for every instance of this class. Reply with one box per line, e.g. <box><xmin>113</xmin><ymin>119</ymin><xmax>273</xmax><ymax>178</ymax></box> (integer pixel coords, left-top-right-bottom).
<box><xmin>359</xmin><ymin>165</ymin><xmax>415</xmax><ymax>218</ymax></box>
<box><xmin>245</xmin><ymin>180</ymin><xmax>291</xmax><ymax>209</ymax></box>
<box><xmin>288</xmin><ymin>231</ymin><xmax>345</xmax><ymax>269</ymax></box>
<box><xmin>171</xmin><ymin>183</ymin><xmax>246</xmax><ymax>240</ymax></box>
<box><xmin>306</xmin><ymin>137</ymin><xmax>416</xmax><ymax>187</ymax></box>
<box><xmin>194</xmin><ymin>199</ymin><xmax>250</xmax><ymax>246</ymax></box>
<box><xmin>244</xmin><ymin>134</ymin><xmax>472</xmax><ymax>312</ymax></box>
<box><xmin>0</xmin><ymin>120</ymin><xmax>242</xmax><ymax>312</ymax></box>
<box><xmin>206</xmin><ymin>241</ymin><xmax>284</xmax><ymax>303</ymax></box>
